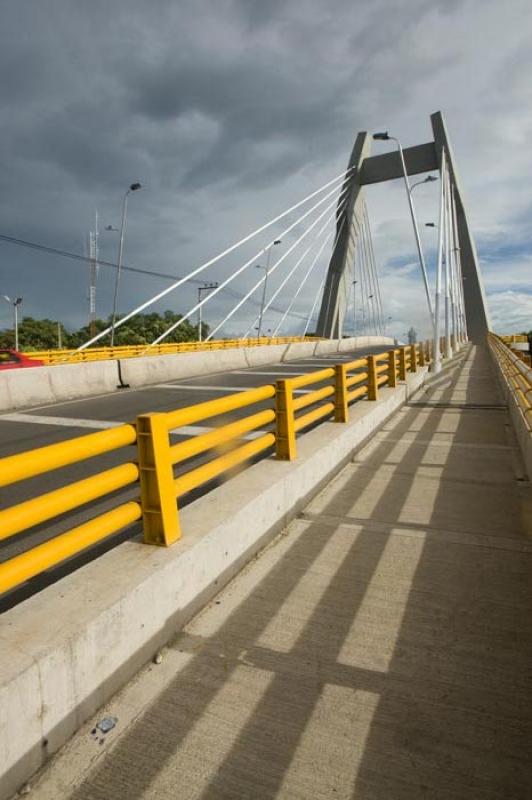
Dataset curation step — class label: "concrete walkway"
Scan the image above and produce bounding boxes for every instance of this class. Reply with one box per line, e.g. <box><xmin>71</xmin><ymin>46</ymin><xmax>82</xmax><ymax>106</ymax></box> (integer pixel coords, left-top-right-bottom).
<box><xmin>33</xmin><ymin>346</ymin><xmax>532</xmax><ymax>800</ymax></box>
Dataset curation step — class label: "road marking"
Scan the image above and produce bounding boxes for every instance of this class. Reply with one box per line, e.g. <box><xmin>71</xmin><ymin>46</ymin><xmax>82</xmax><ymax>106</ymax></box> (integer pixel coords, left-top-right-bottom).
<box><xmin>154</xmin><ymin>383</ymin><xmax>311</xmax><ymax>394</ymax></box>
<box><xmin>0</xmin><ymin>413</ymin><xmax>123</xmax><ymax>429</ymax></box>
<box><xmin>155</xmin><ymin>383</ymin><xmax>251</xmax><ymax>392</ymax></box>
<box><xmin>0</xmin><ymin>412</ymin><xmax>268</xmax><ymax>441</ymax></box>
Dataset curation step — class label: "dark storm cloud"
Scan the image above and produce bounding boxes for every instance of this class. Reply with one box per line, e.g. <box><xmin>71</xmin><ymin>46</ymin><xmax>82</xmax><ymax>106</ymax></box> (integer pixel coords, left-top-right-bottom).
<box><xmin>0</xmin><ymin>0</ymin><xmax>530</xmax><ymax>334</ymax></box>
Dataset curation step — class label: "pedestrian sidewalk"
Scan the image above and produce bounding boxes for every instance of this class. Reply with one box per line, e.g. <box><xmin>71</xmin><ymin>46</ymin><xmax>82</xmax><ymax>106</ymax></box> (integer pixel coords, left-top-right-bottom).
<box><xmin>31</xmin><ymin>345</ymin><xmax>532</xmax><ymax>800</ymax></box>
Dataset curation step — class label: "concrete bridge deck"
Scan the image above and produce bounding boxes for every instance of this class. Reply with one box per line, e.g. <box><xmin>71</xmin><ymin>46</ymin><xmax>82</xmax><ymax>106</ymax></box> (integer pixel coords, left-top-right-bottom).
<box><xmin>32</xmin><ymin>346</ymin><xmax>532</xmax><ymax>799</ymax></box>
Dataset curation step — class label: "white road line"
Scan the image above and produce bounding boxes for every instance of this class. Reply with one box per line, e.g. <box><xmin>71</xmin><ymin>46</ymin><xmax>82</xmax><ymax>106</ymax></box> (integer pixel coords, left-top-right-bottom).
<box><xmin>155</xmin><ymin>383</ymin><xmax>311</xmax><ymax>394</ymax></box>
<box><xmin>0</xmin><ymin>412</ymin><xmax>268</xmax><ymax>442</ymax></box>
<box><xmin>0</xmin><ymin>413</ymin><xmax>123</xmax><ymax>429</ymax></box>
<box><xmin>155</xmin><ymin>383</ymin><xmax>250</xmax><ymax>392</ymax></box>
<box><xmin>232</xmin><ymin>370</ymin><xmax>302</xmax><ymax>377</ymax></box>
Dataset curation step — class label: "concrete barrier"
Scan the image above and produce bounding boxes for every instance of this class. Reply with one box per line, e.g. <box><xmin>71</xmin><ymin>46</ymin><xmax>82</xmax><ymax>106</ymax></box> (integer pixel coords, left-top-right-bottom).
<box><xmin>119</xmin><ymin>348</ymin><xmax>250</xmax><ymax>388</ymax></box>
<box><xmin>0</xmin><ymin>361</ymin><xmax>120</xmax><ymax>411</ymax></box>
<box><xmin>0</xmin><ymin>364</ymin><xmax>430</xmax><ymax>799</ymax></box>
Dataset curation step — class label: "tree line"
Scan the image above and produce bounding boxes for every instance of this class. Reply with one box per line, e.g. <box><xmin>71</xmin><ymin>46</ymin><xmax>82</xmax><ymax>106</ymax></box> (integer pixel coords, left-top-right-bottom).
<box><xmin>0</xmin><ymin>311</ymin><xmax>208</xmax><ymax>351</ymax></box>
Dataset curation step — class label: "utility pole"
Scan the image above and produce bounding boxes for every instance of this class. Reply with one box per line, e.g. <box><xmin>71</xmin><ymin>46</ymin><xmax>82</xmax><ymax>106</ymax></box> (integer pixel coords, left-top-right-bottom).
<box><xmin>88</xmin><ymin>211</ymin><xmax>99</xmax><ymax>338</ymax></box>
<box><xmin>197</xmin><ymin>283</ymin><xmax>218</xmax><ymax>342</ymax></box>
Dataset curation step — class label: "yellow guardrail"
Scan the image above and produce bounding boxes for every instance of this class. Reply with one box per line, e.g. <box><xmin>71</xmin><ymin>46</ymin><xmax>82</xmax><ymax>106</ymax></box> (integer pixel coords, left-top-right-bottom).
<box><xmin>0</xmin><ymin>340</ymin><xmax>436</xmax><ymax>596</ymax></box>
<box><xmin>500</xmin><ymin>334</ymin><xmax>528</xmax><ymax>344</ymax></box>
<box><xmin>488</xmin><ymin>334</ymin><xmax>532</xmax><ymax>429</ymax></box>
<box><xmin>24</xmin><ymin>336</ymin><xmax>321</xmax><ymax>366</ymax></box>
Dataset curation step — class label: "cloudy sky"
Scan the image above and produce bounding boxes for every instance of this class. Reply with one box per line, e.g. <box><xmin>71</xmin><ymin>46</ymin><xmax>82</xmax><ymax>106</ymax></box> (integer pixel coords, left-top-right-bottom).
<box><xmin>0</xmin><ymin>0</ymin><xmax>531</xmax><ymax>342</ymax></box>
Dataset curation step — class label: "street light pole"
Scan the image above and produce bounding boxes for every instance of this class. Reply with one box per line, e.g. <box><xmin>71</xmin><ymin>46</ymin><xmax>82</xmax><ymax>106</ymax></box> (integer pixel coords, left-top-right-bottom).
<box><xmin>109</xmin><ymin>182</ymin><xmax>142</xmax><ymax>347</ymax></box>
<box><xmin>373</xmin><ymin>133</ymin><xmax>436</xmax><ymax>330</ymax></box>
<box><xmin>2</xmin><ymin>295</ymin><xmax>22</xmax><ymax>351</ymax></box>
<box><xmin>197</xmin><ymin>282</ymin><xmax>218</xmax><ymax>342</ymax></box>
<box><xmin>256</xmin><ymin>239</ymin><xmax>281</xmax><ymax>339</ymax></box>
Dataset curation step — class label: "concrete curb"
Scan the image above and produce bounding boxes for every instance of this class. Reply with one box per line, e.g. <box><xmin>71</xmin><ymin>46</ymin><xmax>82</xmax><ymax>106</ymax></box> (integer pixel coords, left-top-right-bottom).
<box><xmin>0</xmin><ymin>337</ymin><xmax>394</xmax><ymax>412</ymax></box>
<box><xmin>1</xmin><ymin>361</ymin><xmax>424</xmax><ymax>799</ymax></box>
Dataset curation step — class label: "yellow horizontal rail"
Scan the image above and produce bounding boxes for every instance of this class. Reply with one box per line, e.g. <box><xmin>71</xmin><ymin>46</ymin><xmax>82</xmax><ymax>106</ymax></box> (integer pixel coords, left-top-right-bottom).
<box><xmin>0</xmin><ymin>463</ymin><xmax>139</xmax><ymax>540</ymax></box>
<box><xmin>0</xmin><ymin>502</ymin><xmax>142</xmax><ymax>595</ymax></box>
<box><xmin>346</xmin><ymin>371</ymin><xmax>368</xmax><ymax>388</ymax></box>
<box><xmin>293</xmin><ymin>384</ymin><xmax>334</xmax><ymax>411</ymax></box>
<box><xmin>166</xmin><ymin>385</ymin><xmax>275</xmax><ymax>429</ymax></box>
<box><xmin>344</xmin><ymin>357</ymin><xmax>367</xmax><ymax>371</ymax></box>
<box><xmin>0</xmin><ymin>425</ymin><xmax>136</xmax><ymax>488</ymax></box>
<box><xmin>294</xmin><ymin>402</ymin><xmax>335</xmax><ymax>432</ymax></box>
<box><xmin>170</xmin><ymin>409</ymin><xmax>275</xmax><ymax>464</ymax></box>
<box><xmin>174</xmin><ymin>433</ymin><xmax>275</xmax><ymax>496</ymax></box>
<box><xmin>26</xmin><ymin>336</ymin><xmax>322</xmax><ymax>366</ymax></box>
<box><xmin>347</xmin><ymin>385</ymin><xmax>368</xmax><ymax>403</ymax></box>
<box><xmin>375</xmin><ymin>362</ymin><xmax>389</xmax><ymax>375</ymax></box>
<box><xmin>290</xmin><ymin>367</ymin><xmax>335</xmax><ymax>390</ymax></box>
<box><xmin>377</xmin><ymin>374</ymin><xmax>389</xmax><ymax>387</ymax></box>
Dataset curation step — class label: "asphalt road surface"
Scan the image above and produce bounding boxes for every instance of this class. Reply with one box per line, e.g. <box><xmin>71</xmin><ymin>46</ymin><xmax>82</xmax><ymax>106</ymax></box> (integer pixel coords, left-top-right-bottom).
<box><xmin>0</xmin><ymin>344</ymin><xmax>388</xmax><ymax>608</ymax></box>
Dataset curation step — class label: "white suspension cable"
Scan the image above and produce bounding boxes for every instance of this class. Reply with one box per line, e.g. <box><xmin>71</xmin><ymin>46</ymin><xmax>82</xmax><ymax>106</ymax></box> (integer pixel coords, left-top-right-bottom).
<box><xmin>303</xmin><ymin>272</ymin><xmax>327</xmax><ymax>336</ymax></box>
<box><xmin>204</xmin><ymin>185</ymin><xmax>351</xmax><ymax>342</ymax></box>
<box><xmin>242</xmin><ymin>193</ymin><xmax>350</xmax><ymax>339</ymax></box>
<box><xmin>433</xmin><ymin>152</ymin><xmax>447</xmax><ymax>373</ymax></box>
<box><xmin>149</xmin><ymin>179</ymin><xmax>352</xmax><ymax>347</ymax></box>
<box><xmin>450</xmin><ymin>185</ymin><xmax>467</xmax><ymax>342</ymax></box>
<box><xmin>272</xmin><ymin>215</ymin><xmax>346</xmax><ymax>337</ymax></box>
<box><xmin>76</xmin><ymin>166</ymin><xmax>356</xmax><ymax>350</ymax></box>
<box><xmin>443</xmin><ymin>163</ymin><xmax>452</xmax><ymax>358</ymax></box>
<box><xmin>360</xmin><ymin>206</ymin><xmax>378</xmax><ymax>334</ymax></box>
<box><xmin>363</xmin><ymin>205</ymin><xmax>385</xmax><ymax>334</ymax></box>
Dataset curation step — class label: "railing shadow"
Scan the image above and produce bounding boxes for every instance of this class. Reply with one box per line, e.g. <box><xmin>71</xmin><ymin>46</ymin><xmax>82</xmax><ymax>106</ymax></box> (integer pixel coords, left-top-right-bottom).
<box><xmin>68</xmin><ymin>347</ymin><xmax>532</xmax><ymax>799</ymax></box>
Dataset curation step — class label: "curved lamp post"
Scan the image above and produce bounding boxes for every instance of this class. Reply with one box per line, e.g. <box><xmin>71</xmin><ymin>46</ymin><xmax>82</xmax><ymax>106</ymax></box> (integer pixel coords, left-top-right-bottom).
<box><xmin>109</xmin><ymin>182</ymin><xmax>142</xmax><ymax>347</ymax></box>
<box><xmin>373</xmin><ymin>133</ymin><xmax>435</xmax><ymax>331</ymax></box>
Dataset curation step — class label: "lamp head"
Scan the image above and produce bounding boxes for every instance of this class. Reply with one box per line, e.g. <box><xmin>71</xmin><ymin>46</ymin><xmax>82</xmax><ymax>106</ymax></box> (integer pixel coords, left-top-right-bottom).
<box><xmin>373</xmin><ymin>132</ymin><xmax>390</xmax><ymax>141</ymax></box>
<box><xmin>129</xmin><ymin>182</ymin><xmax>142</xmax><ymax>192</ymax></box>
<box><xmin>425</xmin><ymin>175</ymin><xmax>438</xmax><ymax>183</ymax></box>
<box><xmin>273</xmin><ymin>239</ymin><xmax>282</xmax><ymax>245</ymax></box>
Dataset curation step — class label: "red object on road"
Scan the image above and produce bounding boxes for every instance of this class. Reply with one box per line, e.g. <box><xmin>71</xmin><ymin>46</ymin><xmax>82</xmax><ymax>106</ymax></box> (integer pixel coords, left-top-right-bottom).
<box><xmin>0</xmin><ymin>349</ymin><xmax>44</xmax><ymax>370</ymax></box>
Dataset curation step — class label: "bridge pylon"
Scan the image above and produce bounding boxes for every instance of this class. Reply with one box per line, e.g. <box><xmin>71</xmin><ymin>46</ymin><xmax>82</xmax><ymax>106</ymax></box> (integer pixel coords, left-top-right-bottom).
<box><xmin>316</xmin><ymin>111</ymin><xmax>490</xmax><ymax>343</ymax></box>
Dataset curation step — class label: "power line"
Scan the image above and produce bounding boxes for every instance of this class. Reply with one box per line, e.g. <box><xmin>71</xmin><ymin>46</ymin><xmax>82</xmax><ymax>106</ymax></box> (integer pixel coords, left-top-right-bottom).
<box><xmin>0</xmin><ymin>231</ymin><xmax>309</xmax><ymax>322</ymax></box>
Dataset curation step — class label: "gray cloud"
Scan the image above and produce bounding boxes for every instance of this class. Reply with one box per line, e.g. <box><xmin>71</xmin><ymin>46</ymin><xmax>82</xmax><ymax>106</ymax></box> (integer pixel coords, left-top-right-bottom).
<box><xmin>0</xmin><ymin>0</ymin><xmax>531</xmax><ymax>336</ymax></box>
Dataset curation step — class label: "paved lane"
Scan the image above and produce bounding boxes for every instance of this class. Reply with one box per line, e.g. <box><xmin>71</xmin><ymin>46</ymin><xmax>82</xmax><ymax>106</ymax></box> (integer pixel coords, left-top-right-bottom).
<box><xmin>0</xmin><ymin>346</ymin><xmax>388</xmax><ymax>607</ymax></box>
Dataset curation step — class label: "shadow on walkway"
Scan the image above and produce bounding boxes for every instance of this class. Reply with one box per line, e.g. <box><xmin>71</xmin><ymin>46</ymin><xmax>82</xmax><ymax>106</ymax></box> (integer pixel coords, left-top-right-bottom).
<box><xmin>70</xmin><ymin>347</ymin><xmax>532</xmax><ymax>800</ymax></box>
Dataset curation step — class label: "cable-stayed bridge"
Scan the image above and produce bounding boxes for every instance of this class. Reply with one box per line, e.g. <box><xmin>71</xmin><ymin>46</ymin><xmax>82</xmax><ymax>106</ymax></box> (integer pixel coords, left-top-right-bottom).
<box><xmin>1</xmin><ymin>113</ymin><xmax>530</xmax><ymax>800</ymax></box>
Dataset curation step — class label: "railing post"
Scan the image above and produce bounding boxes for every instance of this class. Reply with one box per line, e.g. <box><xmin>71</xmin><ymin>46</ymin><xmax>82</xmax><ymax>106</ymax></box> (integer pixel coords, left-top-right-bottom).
<box><xmin>418</xmin><ymin>343</ymin><xmax>426</xmax><ymax>367</ymax></box>
<box><xmin>276</xmin><ymin>379</ymin><xmax>297</xmax><ymax>460</ymax></box>
<box><xmin>367</xmin><ymin>355</ymin><xmax>379</xmax><ymax>400</ymax></box>
<box><xmin>398</xmin><ymin>347</ymin><xmax>407</xmax><ymax>381</ymax></box>
<box><xmin>334</xmin><ymin>364</ymin><xmax>349</xmax><ymax>422</ymax></box>
<box><xmin>137</xmin><ymin>413</ymin><xmax>180</xmax><ymax>546</ymax></box>
<box><xmin>410</xmin><ymin>344</ymin><xmax>418</xmax><ymax>372</ymax></box>
<box><xmin>388</xmin><ymin>349</ymin><xmax>397</xmax><ymax>388</ymax></box>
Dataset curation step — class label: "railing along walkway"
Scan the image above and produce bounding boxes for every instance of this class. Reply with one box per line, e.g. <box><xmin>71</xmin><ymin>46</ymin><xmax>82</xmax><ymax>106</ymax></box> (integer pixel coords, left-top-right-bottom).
<box><xmin>37</xmin><ymin>345</ymin><xmax>532</xmax><ymax>800</ymax></box>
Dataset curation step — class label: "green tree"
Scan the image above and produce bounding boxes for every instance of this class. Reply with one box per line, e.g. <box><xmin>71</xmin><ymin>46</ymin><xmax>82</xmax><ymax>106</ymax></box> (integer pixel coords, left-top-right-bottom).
<box><xmin>0</xmin><ymin>312</ymin><xmax>208</xmax><ymax>351</ymax></box>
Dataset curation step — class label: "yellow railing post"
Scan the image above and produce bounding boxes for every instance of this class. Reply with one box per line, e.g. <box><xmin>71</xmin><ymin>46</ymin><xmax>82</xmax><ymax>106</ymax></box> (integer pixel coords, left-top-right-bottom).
<box><xmin>276</xmin><ymin>378</ymin><xmax>297</xmax><ymax>460</ymax></box>
<box><xmin>398</xmin><ymin>347</ymin><xmax>407</xmax><ymax>381</ymax></box>
<box><xmin>418</xmin><ymin>342</ymin><xmax>425</xmax><ymax>367</ymax></box>
<box><xmin>410</xmin><ymin>344</ymin><xmax>418</xmax><ymax>372</ymax></box>
<box><xmin>367</xmin><ymin>355</ymin><xmax>379</xmax><ymax>400</ymax></box>
<box><xmin>334</xmin><ymin>364</ymin><xmax>349</xmax><ymax>422</ymax></box>
<box><xmin>388</xmin><ymin>349</ymin><xmax>397</xmax><ymax>388</ymax></box>
<box><xmin>137</xmin><ymin>413</ymin><xmax>181</xmax><ymax>546</ymax></box>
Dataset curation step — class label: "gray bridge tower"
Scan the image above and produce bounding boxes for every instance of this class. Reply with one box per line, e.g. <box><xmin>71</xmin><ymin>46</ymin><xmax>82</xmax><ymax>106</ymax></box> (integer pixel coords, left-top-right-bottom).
<box><xmin>316</xmin><ymin>111</ymin><xmax>490</xmax><ymax>343</ymax></box>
